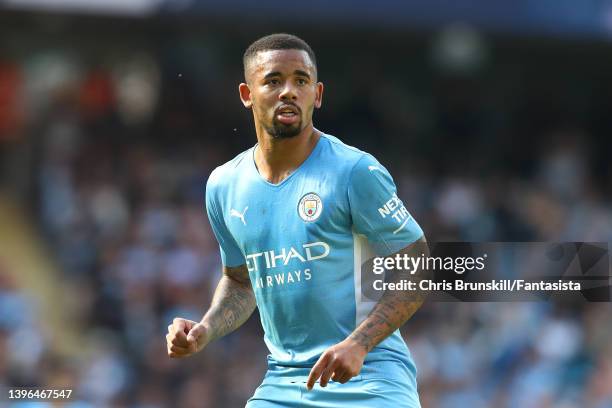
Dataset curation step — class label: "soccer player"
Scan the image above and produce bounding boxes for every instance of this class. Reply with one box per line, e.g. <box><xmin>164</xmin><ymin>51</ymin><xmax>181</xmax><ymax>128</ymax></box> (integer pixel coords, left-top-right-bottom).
<box><xmin>166</xmin><ymin>33</ymin><xmax>427</xmax><ymax>407</ymax></box>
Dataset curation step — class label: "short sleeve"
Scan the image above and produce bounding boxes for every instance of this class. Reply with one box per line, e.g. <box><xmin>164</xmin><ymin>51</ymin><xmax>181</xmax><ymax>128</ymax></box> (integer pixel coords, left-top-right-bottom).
<box><xmin>205</xmin><ymin>174</ymin><xmax>246</xmax><ymax>267</ymax></box>
<box><xmin>348</xmin><ymin>154</ymin><xmax>423</xmax><ymax>256</ymax></box>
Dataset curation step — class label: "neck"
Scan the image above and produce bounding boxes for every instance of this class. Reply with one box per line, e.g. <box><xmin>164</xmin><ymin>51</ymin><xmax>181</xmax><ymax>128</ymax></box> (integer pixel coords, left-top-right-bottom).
<box><xmin>254</xmin><ymin>124</ymin><xmax>321</xmax><ymax>184</ymax></box>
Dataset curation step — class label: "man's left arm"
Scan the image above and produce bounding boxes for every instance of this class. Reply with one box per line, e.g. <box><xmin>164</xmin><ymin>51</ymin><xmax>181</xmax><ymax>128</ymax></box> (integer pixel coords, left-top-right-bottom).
<box><xmin>307</xmin><ymin>154</ymin><xmax>427</xmax><ymax>390</ymax></box>
<box><xmin>306</xmin><ymin>237</ymin><xmax>428</xmax><ymax>389</ymax></box>
<box><xmin>349</xmin><ymin>235</ymin><xmax>428</xmax><ymax>349</ymax></box>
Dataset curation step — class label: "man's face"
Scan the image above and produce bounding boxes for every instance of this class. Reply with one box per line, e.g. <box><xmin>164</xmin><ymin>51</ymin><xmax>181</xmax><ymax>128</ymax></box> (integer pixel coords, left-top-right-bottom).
<box><xmin>240</xmin><ymin>49</ymin><xmax>323</xmax><ymax>139</ymax></box>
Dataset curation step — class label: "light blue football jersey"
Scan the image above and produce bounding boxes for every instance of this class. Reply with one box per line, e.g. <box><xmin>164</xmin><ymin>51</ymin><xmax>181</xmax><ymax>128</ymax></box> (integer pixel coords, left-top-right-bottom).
<box><xmin>205</xmin><ymin>133</ymin><xmax>423</xmax><ymax>371</ymax></box>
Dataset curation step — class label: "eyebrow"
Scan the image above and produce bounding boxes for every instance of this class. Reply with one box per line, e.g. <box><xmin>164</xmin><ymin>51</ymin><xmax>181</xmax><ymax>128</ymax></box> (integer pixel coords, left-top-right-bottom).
<box><xmin>263</xmin><ymin>71</ymin><xmax>282</xmax><ymax>80</ymax></box>
<box><xmin>263</xmin><ymin>70</ymin><xmax>311</xmax><ymax>80</ymax></box>
<box><xmin>294</xmin><ymin>70</ymin><xmax>311</xmax><ymax>79</ymax></box>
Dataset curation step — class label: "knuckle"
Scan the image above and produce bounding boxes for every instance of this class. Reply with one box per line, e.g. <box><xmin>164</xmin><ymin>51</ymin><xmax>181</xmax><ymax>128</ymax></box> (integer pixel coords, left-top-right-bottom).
<box><xmin>172</xmin><ymin>345</ymin><xmax>186</xmax><ymax>353</ymax></box>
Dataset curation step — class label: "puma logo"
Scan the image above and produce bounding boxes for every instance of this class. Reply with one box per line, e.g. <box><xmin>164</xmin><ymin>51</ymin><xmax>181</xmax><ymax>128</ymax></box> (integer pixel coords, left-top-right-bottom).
<box><xmin>230</xmin><ymin>206</ymin><xmax>248</xmax><ymax>226</ymax></box>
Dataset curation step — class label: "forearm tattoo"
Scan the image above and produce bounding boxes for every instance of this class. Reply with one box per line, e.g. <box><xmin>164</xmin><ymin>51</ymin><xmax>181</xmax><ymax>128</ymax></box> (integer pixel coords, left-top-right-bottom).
<box><xmin>203</xmin><ymin>266</ymin><xmax>256</xmax><ymax>342</ymax></box>
<box><xmin>349</xmin><ymin>290</ymin><xmax>423</xmax><ymax>352</ymax></box>
<box><xmin>349</xmin><ymin>239</ymin><xmax>428</xmax><ymax>352</ymax></box>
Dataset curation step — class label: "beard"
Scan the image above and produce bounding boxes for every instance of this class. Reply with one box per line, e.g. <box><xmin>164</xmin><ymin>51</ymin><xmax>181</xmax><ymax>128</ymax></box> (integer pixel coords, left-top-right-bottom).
<box><xmin>264</xmin><ymin>115</ymin><xmax>303</xmax><ymax>139</ymax></box>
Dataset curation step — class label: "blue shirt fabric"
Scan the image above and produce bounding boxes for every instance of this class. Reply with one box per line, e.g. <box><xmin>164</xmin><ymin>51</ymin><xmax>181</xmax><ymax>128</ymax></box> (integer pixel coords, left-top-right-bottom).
<box><xmin>205</xmin><ymin>133</ymin><xmax>423</xmax><ymax>371</ymax></box>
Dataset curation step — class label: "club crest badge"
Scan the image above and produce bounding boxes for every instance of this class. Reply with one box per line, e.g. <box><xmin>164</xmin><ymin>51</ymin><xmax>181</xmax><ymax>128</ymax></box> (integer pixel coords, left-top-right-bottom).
<box><xmin>298</xmin><ymin>192</ymin><xmax>323</xmax><ymax>222</ymax></box>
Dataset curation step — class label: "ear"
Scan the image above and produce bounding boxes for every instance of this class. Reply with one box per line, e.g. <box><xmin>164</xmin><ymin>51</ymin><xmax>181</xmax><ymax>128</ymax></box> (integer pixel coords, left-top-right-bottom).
<box><xmin>239</xmin><ymin>83</ymin><xmax>252</xmax><ymax>109</ymax></box>
<box><xmin>314</xmin><ymin>82</ymin><xmax>324</xmax><ymax>109</ymax></box>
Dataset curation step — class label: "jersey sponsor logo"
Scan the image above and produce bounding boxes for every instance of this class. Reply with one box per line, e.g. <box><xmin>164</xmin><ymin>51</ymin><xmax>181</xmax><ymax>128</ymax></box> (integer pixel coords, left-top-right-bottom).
<box><xmin>230</xmin><ymin>206</ymin><xmax>248</xmax><ymax>225</ymax></box>
<box><xmin>245</xmin><ymin>241</ymin><xmax>330</xmax><ymax>272</ymax></box>
<box><xmin>255</xmin><ymin>269</ymin><xmax>312</xmax><ymax>289</ymax></box>
<box><xmin>298</xmin><ymin>192</ymin><xmax>323</xmax><ymax>222</ymax></box>
<box><xmin>378</xmin><ymin>192</ymin><xmax>411</xmax><ymax>234</ymax></box>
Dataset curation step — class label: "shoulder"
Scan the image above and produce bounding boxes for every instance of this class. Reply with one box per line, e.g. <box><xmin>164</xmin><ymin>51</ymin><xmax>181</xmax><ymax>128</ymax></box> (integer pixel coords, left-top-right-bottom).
<box><xmin>319</xmin><ymin>133</ymin><xmax>373</xmax><ymax>170</ymax></box>
<box><xmin>206</xmin><ymin>147</ymin><xmax>253</xmax><ymax>192</ymax></box>
<box><xmin>319</xmin><ymin>134</ymin><xmax>387</xmax><ymax>180</ymax></box>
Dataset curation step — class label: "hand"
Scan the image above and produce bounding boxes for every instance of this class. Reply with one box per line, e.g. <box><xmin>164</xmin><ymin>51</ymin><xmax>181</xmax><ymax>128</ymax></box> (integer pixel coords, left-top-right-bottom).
<box><xmin>166</xmin><ymin>317</ymin><xmax>209</xmax><ymax>358</ymax></box>
<box><xmin>306</xmin><ymin>338</ymin><xmax>368</xmax><ymax>390</ymax></box>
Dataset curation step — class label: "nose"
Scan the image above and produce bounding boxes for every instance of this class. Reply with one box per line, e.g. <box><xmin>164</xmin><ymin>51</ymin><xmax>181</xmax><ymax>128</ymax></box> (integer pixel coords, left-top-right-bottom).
<box><xmin>279</xmin><ymin>82</ymin><xmax>297</xmax><ymax>101</ymax></box>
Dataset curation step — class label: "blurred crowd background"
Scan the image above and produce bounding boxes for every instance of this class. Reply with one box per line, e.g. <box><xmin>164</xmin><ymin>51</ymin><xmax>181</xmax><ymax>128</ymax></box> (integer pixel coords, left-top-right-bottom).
<box><xmin>1</xmin><ymin>2</ymin><xmax>612</xmax><ymax>408</ymax></box>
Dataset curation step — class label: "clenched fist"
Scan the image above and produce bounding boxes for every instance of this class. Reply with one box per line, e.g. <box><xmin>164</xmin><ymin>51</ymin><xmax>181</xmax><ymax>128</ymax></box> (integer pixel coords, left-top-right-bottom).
<box><xmin>166</xmin><ymin>317</ymin><xmax>209</xmax><ymax>358</ymax></box>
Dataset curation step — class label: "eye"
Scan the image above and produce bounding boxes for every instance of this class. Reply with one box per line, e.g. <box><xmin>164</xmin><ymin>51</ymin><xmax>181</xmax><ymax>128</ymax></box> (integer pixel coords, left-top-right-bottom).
<box><xmin>266</xmin><ymin>79</ymin><xmax>280</xmax><ymax>85</ymax></box>
<box><xmin>297</xmin><ymin>78</ymin><xmax>308</xmax><ymax>85</ymax></box>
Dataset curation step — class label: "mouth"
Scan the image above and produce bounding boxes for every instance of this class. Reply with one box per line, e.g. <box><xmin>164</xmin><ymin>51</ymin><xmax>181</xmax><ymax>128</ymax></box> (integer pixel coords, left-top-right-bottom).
<box><xmin>275</xmin><ymin>104</ymin><xmax>300</xmax><ymax>125</ymax></box>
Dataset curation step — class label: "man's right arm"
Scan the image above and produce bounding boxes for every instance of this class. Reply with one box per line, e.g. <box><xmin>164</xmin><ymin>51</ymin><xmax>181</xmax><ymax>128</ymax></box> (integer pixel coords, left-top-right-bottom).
<box><xmin>200</xmin><ymin>264</ymin><xmax>256</xmax><ymax>343</ymax></box>
<box><xmin>166</xmin><ymin>264</ymin><xmax>255</xmax><ymax>358</ymax></box>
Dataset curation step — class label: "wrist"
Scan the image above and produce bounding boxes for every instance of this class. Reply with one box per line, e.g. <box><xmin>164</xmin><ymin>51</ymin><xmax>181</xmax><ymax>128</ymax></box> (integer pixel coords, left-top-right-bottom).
<box><xmin>198</xmin><ymin>320</ymin><xmax>213</xmax><ymax>346</ymax></box>
<box><xmin>345</xmin><ymin>335</ymin><xmax>370</xmax><ymax>356</ymax></box>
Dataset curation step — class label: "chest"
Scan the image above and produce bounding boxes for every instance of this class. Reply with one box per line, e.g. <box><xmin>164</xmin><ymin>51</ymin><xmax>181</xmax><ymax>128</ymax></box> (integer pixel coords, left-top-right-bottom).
<box><xmin>222</xmin><ymin>172</ymin><xmax>350</xmax><ymax>253</ymax></box>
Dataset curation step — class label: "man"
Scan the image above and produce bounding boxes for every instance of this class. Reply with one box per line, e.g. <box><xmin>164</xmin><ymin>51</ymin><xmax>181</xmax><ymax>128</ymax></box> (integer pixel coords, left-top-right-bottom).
<box><xmin>166</xmin><ymin>33</ymin><xmax>427</xmax><ymax>407</ymax></box>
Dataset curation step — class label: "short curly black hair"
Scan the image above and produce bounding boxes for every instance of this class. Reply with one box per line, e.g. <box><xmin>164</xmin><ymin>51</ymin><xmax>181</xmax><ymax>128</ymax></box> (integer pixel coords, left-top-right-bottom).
<box><xmin>243</xmin><ymin>33</ymin><xmax>317</xmax><ymax>79</ymax></box>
